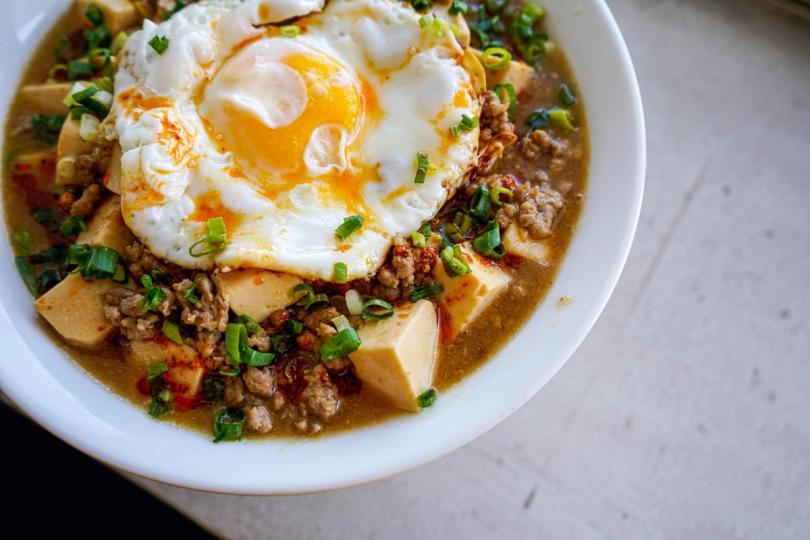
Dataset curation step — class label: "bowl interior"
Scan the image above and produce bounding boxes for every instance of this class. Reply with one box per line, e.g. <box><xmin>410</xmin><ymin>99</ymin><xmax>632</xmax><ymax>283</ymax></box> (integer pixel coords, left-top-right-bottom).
<box><xmin>0</xmin><ymin>0</ymin><xmax>644</xmax><ymax>494</ymax></box>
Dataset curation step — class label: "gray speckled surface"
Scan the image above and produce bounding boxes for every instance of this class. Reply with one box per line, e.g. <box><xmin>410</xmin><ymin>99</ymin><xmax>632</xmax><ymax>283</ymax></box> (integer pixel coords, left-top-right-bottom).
<box><xmin>131</xmin><ymin>0</ymin><xmax>810</xmax><ymax>537</ymax></box>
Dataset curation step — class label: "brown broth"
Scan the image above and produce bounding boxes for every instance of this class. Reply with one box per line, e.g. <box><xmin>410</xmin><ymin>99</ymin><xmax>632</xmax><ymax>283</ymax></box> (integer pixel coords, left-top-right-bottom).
<box><xmin>2</xmin><ymin>2</ymin><xmax>588</xmax><ymax>439</ymax></box>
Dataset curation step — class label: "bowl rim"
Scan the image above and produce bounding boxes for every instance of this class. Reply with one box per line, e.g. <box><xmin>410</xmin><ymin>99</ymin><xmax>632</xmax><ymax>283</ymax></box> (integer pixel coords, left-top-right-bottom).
<box><xmin>0</xmin><ymin>0</ymin><xmax>645</xmax><ymax>495</ymax></box>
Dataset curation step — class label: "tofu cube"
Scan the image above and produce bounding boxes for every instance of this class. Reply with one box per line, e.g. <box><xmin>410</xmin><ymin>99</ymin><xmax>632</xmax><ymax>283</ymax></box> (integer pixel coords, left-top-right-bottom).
<box><xmin>216</xmin><ymin>269</ymin><xmax>303</xmax><ymax>322</ymax></box>
<box><xmin>103</xmin><ymin>142</ymin><xmax>122</xmax><ymax>194</ymax></box>
<box><xmin>75</xmin><ymin>0</ymin><xmax>139</xmax><ymax>34</ymax></box>
<box><xmin>127</xmin><ymin>340</ymin><xmax>204</xmax><ymax>397</ymax></box>
<box><xmin>57</xmin><ymin>118</ymin><xmax>94</xmax><ymax>163</ymax></box>
<box><xmin>34</xmin><ymin>273</ymin><xmax>121</xmax><ymax>349</ymax></box>
<box><xmin>11</xmin><ymin>150</ymin><xmax>56</xmax><ymax>181</ymax></box>
<box><xmin>432</xmin><ymin>243</ymin><xmax>511</xmax><ymax>338</ymax></box>
<box><xmin>18</xmin><ymin>83</ymin><xmax>72</xmax><ymax>116</ymax></box>
<box><xmin>486</xmin><ymin>58</ymin><xmax>534</xmax><ymax>96</ymax></box>
<box><xmin>502</xmin><ymin>224</ymin><xmax>552</xmax><ymax>264</ymax></box>
<box><xmin>77</xmin><ymin>196</ymin><xmax>134</xmax><ymax>255</ymax></box>
<box><xmin>350</xmin><ymin>300</ymin><xmax>439</xmax><ymax>412</ymax></box>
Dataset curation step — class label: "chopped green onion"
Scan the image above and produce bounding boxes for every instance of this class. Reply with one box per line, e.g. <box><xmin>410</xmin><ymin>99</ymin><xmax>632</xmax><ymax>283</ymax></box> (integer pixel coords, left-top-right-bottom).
<box><xmin>335</xmin><ymin>215</ymin><xmax>364</xmax><ymax>240</ymax></box>
<box><xmin>163</xmin><ymin>0</ymin><xmax>188</xmax><ymax>19</ymax></box>
<box><xmin>470</xmin><ymin>185</ymin><xmax>492</xmax><ymax>221</ymax></box>
<box><xmin>411</xmin><ymin>282</ymin><xmax>444</xmax><ymax>302</ymax></box>
<box><xmin>441</xmin><ymin>245</ymin><xmax>472</xmax><ymax>276</ymax></box>
<box><xmin>84</xmin><ymin>26</ymin><xmax>110</xmax><ymax>49</ymax></box>
<box><xmin>287</xmin><ymin>319</ymin><xmax>305</xmax><ymax>335</ymax></box>
<box><xmin>345</xmin><ymin>289</ymin><xmax>363</xmax><ymax>315</ymax></box>
<box><xmin>411</xmin><ymin>0</ymin><xmax>432</xmax><ymax>11</ymax></box>
<box><xmin>522</xmin><ymin>3</ymin><xmax>546</xmax><ymax>21</ymax></box>
<box><xmin>333</xmin><ymin>262</ymin><xmax>348</xmax><ymax>284</ymax></box>
<box><xmin>449</xmin><ymin>0</ymin><xmax>468</xmax><ymax>15</ymax></box>
<box><xmin>481</xmin><ymin>47</ymin><xmax>511</xmax><ymax>70</ymax></box>
<box><xmin>280</xmin><ymin>25</ymin><xmax>300</xmax><ymax>37</ymax></box>
<box><xmin>241</xmin><ymin>346</ymin><xmax>275</xmax><ymax>367</ymax></box>
<box><xmin>36</xmin><ymin>269</ymin><xmax>62</xmax><ymax>294</ymax></box>
<box><xmin>493</xmin><ymin>83</ymin><xmax>517</xmax><ymax>118</ymax></box>
<box><xmin>331</xmin><ymin>314</ymin><xmax>351</xmax><ymax>332</ymax></box>
<box><xmin>518</xmin><ymin>41</ymin><xmax>545</xmax><ymax>64</ymax></box>
<box><xmin>188</xmin><ymin>217</ymin><xmax>227</xmax><ymax>256</ymax></box>
<box><xmin>85</xmin><ymin>4</ymin><xmax>104</xmax><ymax>26</ymax></box>
<box><xmin>93</xmin><ymin>77</ymin><xmax>114</xmax><ymax>93</ymax></box>
<box><xmin>161</xmin><ymin>321</ymin><xmax>184</xmax><ymax>345</ymax></box>
<box><xmin>559</xmin><ymin>83</ymin><xmax>577</xmax><ymax>106</ymax></box>
<box><xmin>32</xmin><ymin>208</ymin><xmax>56</xmax><ymax>224</ymax></box>
<box><xmin>224</xmin><ymin>322</ymin><xmax>275</xmax><ymax>371</ymax></box>
<box><xmin>525</xmin><ymin>108</ymin><xmax>550</xmax><ymax>131</ymax></box>
<box><xmin>146</xmin><ymin>362</ymin><xmax>169</xmax><ymax>379</ymax></box>
<box><xmin>88</xmin><ymin>48</ymin><xmax>111</xmax><ymax>68</ymax></box>
<box><xmin>30</xmin><ymin>243</ymin><xmax>67</xmax><ymax>264</ymax></box>
<box><xmin>224</xmin><ymin>323</ymin><xmax>244</xmax><ymax>368</ymax></box>
<box><xmin>292</xmin><ymin>283</ymin><xmax>315</xmax><ymax>307</ymax></box>
<box><xmin>236</xmin><ymin>314</ymin><xmax>261</xmax><ymax>334</ymax></box>
<box><xmin>140</xmin><ymin>274</ymin><xmax>165</xmax><ymax>312</ymax></box>
<box><xmin>362</xmin><ymin>298</ymin><xmax>394</xmax><ymax>320</ymax></box>
<box><xmin>31</xmin><ymin>114</ymin><xmax>66</xmax><ymax>144</ymax></box>
<box><xmin>472</xmin><ymin>220</ymin><xmax>506</xmax><ymax>258</ymax></box>
<box><xmin>411</xmin><ymin>231</ymin><xmax>426</xmax><ymax>247</ymax></box>
<box><xmin>72</xmin><ymin>85</ymin><xmax>110</xmax><ymax>117</ymax></box>
<box><xmin>485</xmin><ymin>0</ymin><xmax>508</xmax><ymax>14</ymax></box>
<box><xmin>417</xmin><ymin>388</ymin><xmax>438</xmax><ymax>408</ymax></box>
<box><xmin>307</xmin><ymin>293</ymin><xmax>330</xmax><ymax>311</ymax></box>
<box><xmin>453</xmin><ymin>211</ymin><xmax>474</xmax><ymax>234</ymax></box>
<box><xmin>12</xmin><ymin>230</ymin><xmax>33</xmax><ymax>256</ymax></box>
<box><xmin>418</xmin><ymin>13</ymin><xmax>435</xmax><ymax>29</ymax></box>
<box><xmin>79</xmin><ymin>245</ymin><xmax>120</xmax><ymax>279</ymax></box>
<box><xmin>149</xmin><ymin>35</ymin><xmax>170</xmax><ymax>55</ymax></box>
<box><xmin>111</xmin><ymin>31</ymin><xmax>129</xmax><ymax>54</ymax></box>
<box><xmin>548</xmin><ymin>107</ymin><xmax>576</xmax><ymax>131</ymax></box>
<box><xmin>213</xmin><ymin>407</ymin><xmax>245</xmax><ymax>442</ymax></box>
<box><xmin>183</xmin><ymin>278</ymin><xmax>200</xmax><ymax>304</ymax></box>
<box><xmin>67</xmin><ymin>60</ymin><xmax>93</xmax><ymax>80</ymax></box>
<box><xmin>319</xmin><ymin>327</ymin><xmax>362</xmax><ymax>360</ymax></box>
<box><xmin>59</xmin><ymin>216</ymin><xmax>87</xmax><ymax>236</ymax></box>
<box><xmin>420</xmin><ymin>222</ymin><xmax>432</xmax><ymax>237</ymax></box>
<box><xmin>449</xmin><ymin>114</ymin><xmax>478</xmax><ymax>137</ymax></box>
<box><xmin>414</xmin><ymin>152</ymin><xmax>429</xmax><ymax>184</ymax></box>
<box><xmin>48</xmin><ymin>63</ymin><xmax>69</xmax><ymax>81</ymax></box>
<box><xmin>150</xmin><ymin>268</ymin><xmax>171</xmax><ymax>283</ymax></box>
<box><xmin>79</xmin><ymin>113</ymin><xmax>100</xmax><ymax>142</ymax></box>
<box><xmin>444</xmin><ymin>222</ymin><xmax>465</xmax><ymax>244</ymax></box>
<box><xmin>490</xmin><ymin>186</ymin><xmax>513</xmax><ymax>206</ymax></box>
<box><xmin>16</xmin><ymin>256</ymin><xmax>37</xmax><ymax>295</ymax></box>
<box><xmin>202</xmin><ymin>375</ymin><xmax>224</xmax><ymax>403</ymax></box>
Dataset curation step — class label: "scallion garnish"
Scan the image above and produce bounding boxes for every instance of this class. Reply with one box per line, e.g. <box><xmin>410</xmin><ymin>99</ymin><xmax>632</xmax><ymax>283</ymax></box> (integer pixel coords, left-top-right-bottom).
<box><xmin>32</xmin><ymin>208</ymin><xmax>56</xmax><ymax>224</ymax></box>
<box><xmin>333</xmin><ymin>262</ymin><xmax>348</xmax><ymax>284</ymax></box>
<box><xmin>472</xmin><ymin>220</ymin><xmax>506</xmax><ymax>259</ymax></box>
<box><xmin>525</xmin><ymin>108</ymin><xmax>550</xmax><ymax>131</ymax></box>
<box><xmin>31</xmin><ymin>114</ymin><xmax>66</xmax><ymax>144</ymax></box>
<box><xmin>202</xmin><ymin>375</ymin><xmax>224</xmax><ymax>403</ymax></box>
<box><xmin>411</xmin><ymin>282</ymin><xmax>444</xmax><ymax>302</ymax></box>
<box><xmin>183</xmin><ymin>278</ymin><xmax>201</xmax><ymax>304</ymax></box>
<box><xmin>71</xmin><ymin>245</ymin><xmax>121</xmax><ymax>280</ymax></box>
<box><xmin>361</xmin><ymin>298</ymin><xmax>394</xmax><ymax>320</ymax></box>
<box><xmin>319</xmin><ymin>325</ymin><xmax>361</xmax><ymax>360</ymax></box>
<box><xmin>449</xmin><ymin>114</ymin><xmax>478</xmax><ymax>137</ymax></box>
<box><xmin>161</xmin><ymin>321</ymin><xmax>184</xmax><ymax>345</ymax></box>
<box><xmin>111</xmin><ymin>31</ymin><xmax>129</xmax><ymax>54</ymax></box>
<box><xmin>490</xmin><ymin>186</ymin><xmax>513</xmax><ymax>206</ymax></box>
<box><xmin>84</xmin><ymin>26</ymin><xmax>110</xmax><ymax>49</ymax></box>
<box><xmin>287</xmin><ymin>319</ymin><xmax>305</xmax><ymax>335</ymax></box>
<box><xmin>147</xmin><ymin>364</ymin><xmax>172</xmax><ymax>417</ymax></box>
<box><xmin>493</xmin><ymin>83</ymin><xmax>517</xmax><ymax>118</ymax></box>
<box><xmin>223</xmin><ymin>322</ymin><xmax>275</xmax><ymax>373</ymax></box>
<box><xmin>36</xmin><ymin>269</ymin><xmax>62</xmax><ymax>294</ymax></box>
<box><xmin>48</xmin><ymin>64</ymin><xmax>69</xmax><ymax>81</ymax></box>
<box><xmin>188</xmin><ymin>217</ymin><xmax>227</xmax><ymax>257</ymax></box>
<box><xmin>470</xmin><ymin>185</ymin><xmax>492</xmax><ymax>221</ymax></box>
<box><xmin>449</xmin><ymin>0</ymin><xmax>468</xmax><ymax>15</ymax></box>
<box><xmin>481</xmin><ymin>47</ymin><xmax>512</xmax><ymax>70</ymax></box>
<box><xmin>335</xmin><ymin>215</ymin><xmax>364</xmax><ymax>240</ymax></box>
<box><xmin>485</xmin><ymin>0</ymin><xmax>508</xmax><ymax>14</ymax></box>
<box><xmin>67</xmin><ymin>60</ymin><xmax>93</xmax><ymax>80</ymax></box>
<box><xmin>441</xmin><ymin>245</ymin><xmax>472</xmax><ymax>276</ymax></box>
<box><xmin>213</xmin><ymin>407</ymin><xmax>245</xmax><ymax>442</ymax></box>
<box><xmin>411</xmin><ymin>231</ymin><xmax>426</xmax><ymax>247</ymax></box>
<box><xmin>559</xmin><ymin>83</ymin><xmax>577</xmax><ymax>106</ymax></box>
<box><xmin>454</xmin><ymin>212</ymin><xmax>474</xmax><ymax>234</ymax></box>
<box><xmin>12</xmin><ymin>230</ymin><xmax>33</xmax><ymax>256</ymax></box>
<box><xmin>280</xmin><ymin>25</ymin><xmax>300</xmax><ymax>37</ymax></box>
<box><xmin>420</xmin><ymin>222</ymin><xmax>432</xmax><ymax>237</ymax></box>
<box><xmin>414</xmin><ymin>152</ymin><xmax>429</xmax><ymax>184</ymax></box>
<box><xmin>16</xmin><ymin>256</ymin><xmax>37</xmax><ymax>296</ymax></box>
<box><xmin>146</xmin><ymin>362</ymin><xmax>169</xmax><ymax>379</ymax></box>
<box><xmin>307</xmin><ymin>293</ymin><xmax>330</xmax><ymax>311</ymax></box>
<box><xmin>548</xmin><ymin>107</ymin><xmax>576</xmax><ymax>131</ymax></box>
<box><xmin>149</xmin><ymin>35</ymin><xmax>170</xmax><ymax>55</ymax></box>
<box><xmin>140</xmin><ymin>274</ymin><xmax>165</xmax><ymax>312</ymax></box>
<box><xmin>292</xmin><ymin>283</ymin><xmax>315</xmax><ymax>307</ymax></box>
<box><xmin>444</xmin><ymin>222</ymin><xmax>465</xmax><ymax>244</ymax></box>
<box><xmin>59</xmin><ymin>215</ymin><xmax>88</xmax><ymax>237</ymax></box>
<box><xmin>236</xmin><ymin>314</ymin><xmax>261</xmax><ymax>334</ymax></box>
<box><xmin>417</xmin><ymin>388</ymin><xmax>438</xmax><ymax>408</ymax></box>
<box><xmin>345</xmin><ymin>289</ymin><xmax>363</xmax><ymax>315</ymax></box>
<box><xmin>410</xmin><ymin>0</ymin><xmax>432</xmax><ymax>11</ymax></box>
<box><xmin>85</xmin><ymin>3</ymin><xmax>104</xmax><ymax>26</ymax></box>
<box><xmin>88</xmin><ymin>47</ymin><xmax>112</xmax><ymax>68</ymax></box>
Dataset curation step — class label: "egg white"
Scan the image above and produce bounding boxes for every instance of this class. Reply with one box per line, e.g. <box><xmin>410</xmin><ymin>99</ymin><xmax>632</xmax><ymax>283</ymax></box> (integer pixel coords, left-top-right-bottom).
<box><xmin>113</xmin><ymin>0</ymin><xmax>480</xmax><ymax>280</ymax></box>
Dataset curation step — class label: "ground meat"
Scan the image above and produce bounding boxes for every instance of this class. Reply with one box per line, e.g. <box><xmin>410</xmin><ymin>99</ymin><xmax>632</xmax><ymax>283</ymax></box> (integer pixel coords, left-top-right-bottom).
<box><xmin>243</xmin><ymin>366</ymin><xmax>276</xmax><ymax>398</ymax></box>
<box><xmin>299</xmin><ymin>364</ymin><xmax>340</xmax><ymax>420</ymax></box>
<box><xmin>69</xmin><ymin>183</ymin><xmax>102</xmax><ymax>217</ymax></box>
<box><xmin>495</xmin><ymin>176</ymin><xmax>565</xmax><ymax>238</ymax></box>
<box><xmin>244</xmin><ymin>405</ymin><xmax>273</xmax><ymax>434</ymax></box>
<box><xmin>477</xmin><ymin>90</ymin><xmax>518</xmax><ymax>173</ymax></box>
<box><xmin>374</xmin><ymin>239</ymin><xmax>439</xmax><ymax>291</ymax></box>
<box><xmin>71</xmin><ymin>144</ymin><xmax>111</xmax><ymax>186</ymax></box>
<box><xmin>171</xmin><ymin>274</ymin><xmax>229</xmax><ymax>356</ymax></box>
<box><xmin>223</xmin><ymin>377</ymin><xmax>245</xmax><ymax>407</ymax></box>
<box><xmin>303</xmin><ymin>307</ymin><xmax>340</xmax><ymax>332</ymax></box>
<box><xmin>102</xmin><ymin>287</ymin><xmax>161</xmax><ymax>340</ymax></box>
<box><xmin>268</xmin><ymin>308</ymin><xmax>290</xmax><ymax>328</ymax></box>
<box><xmin>247</xmin><ymin>329</ymin><xmax>271</xmax><ymax>352</ymax></box>
<box><xmin>126</xmin><ymin>242</ymin><xmax>173</xmax><ymax>278</ymax></box>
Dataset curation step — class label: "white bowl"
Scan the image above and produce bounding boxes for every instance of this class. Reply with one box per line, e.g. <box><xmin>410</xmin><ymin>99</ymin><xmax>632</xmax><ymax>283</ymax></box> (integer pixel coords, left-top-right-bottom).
<box><xmin>0</xmin><ymin>0</ymin><xmax>644</xmax><ymax>494</ymax></box>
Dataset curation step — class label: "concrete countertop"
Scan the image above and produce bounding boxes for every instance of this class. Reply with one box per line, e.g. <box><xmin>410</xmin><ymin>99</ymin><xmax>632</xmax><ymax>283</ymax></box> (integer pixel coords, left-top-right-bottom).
<box><xmin>133</xmin><ymin>0</ymin><xmax>810</xmax><ymax>537</ymax></box>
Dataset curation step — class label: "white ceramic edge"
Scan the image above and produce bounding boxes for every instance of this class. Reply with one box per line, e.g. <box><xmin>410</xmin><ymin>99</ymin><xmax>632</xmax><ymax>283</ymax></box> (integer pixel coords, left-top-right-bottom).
<box><xmin>0</xmin><ymin>0</ymin><xmax>645</xmax><ymax>495</ymax></box>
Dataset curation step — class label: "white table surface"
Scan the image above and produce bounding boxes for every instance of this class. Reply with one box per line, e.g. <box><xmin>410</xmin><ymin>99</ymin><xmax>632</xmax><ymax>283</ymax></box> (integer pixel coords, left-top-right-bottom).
<box><xmin>130</xmin><ymin>0</ymin><xmax>810</xmax><ymax>537</ymax></box>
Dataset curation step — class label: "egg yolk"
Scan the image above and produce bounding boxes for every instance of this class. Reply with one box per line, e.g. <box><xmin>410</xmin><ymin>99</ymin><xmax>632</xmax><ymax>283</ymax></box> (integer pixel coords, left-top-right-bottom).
<box><xmin>200</xmin><ymin>39</ymin><xmax>362</xmax><ymax>181</ymax></box>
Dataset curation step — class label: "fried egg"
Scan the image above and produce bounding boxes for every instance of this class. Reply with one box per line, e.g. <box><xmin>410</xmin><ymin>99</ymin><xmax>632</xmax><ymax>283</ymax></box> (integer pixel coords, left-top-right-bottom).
<box><xmin>113</xmin><ymin>0</ymin><xmax>480</xmax><ymax>280</ymax></box>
